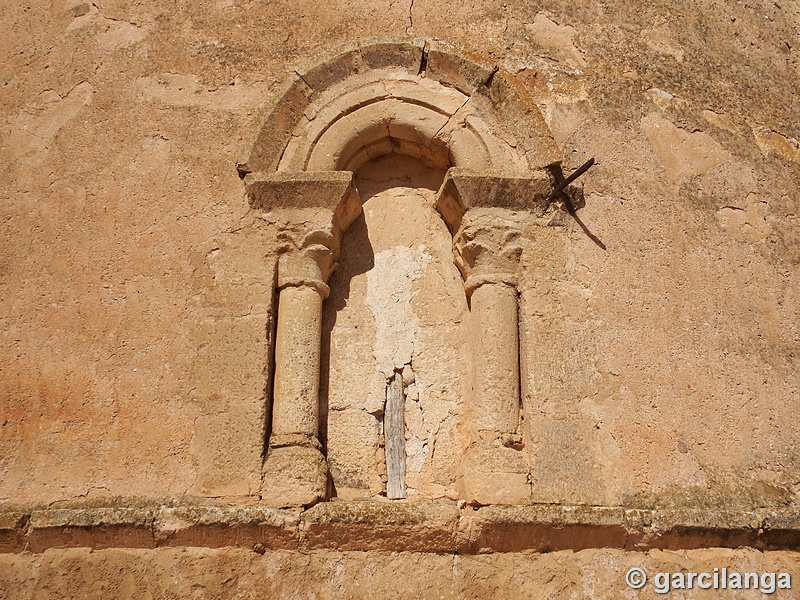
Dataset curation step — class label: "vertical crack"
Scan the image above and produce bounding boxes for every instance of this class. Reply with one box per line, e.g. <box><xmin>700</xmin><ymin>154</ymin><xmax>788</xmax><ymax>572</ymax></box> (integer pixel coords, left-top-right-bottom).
<box><xmin>406</xmin><ymin>0</ymin><xmax>415</xmax><ymax>35</ymax></box>
<box><xmin>418</xmin><ymin>41</ymin><xmax>430</xmax><ymax>76</ymax></box>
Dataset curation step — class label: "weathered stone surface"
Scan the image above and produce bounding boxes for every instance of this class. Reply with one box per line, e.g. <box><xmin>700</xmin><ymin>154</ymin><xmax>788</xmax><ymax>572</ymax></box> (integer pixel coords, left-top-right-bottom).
<box><xmin>242</xmin><ymin>38</ymin><xmax>559</xmax><ymax>173</ymax></box>
<box><xmin>468</xmin><ymin>505</ymin><xmax>626</xmax><ymax>552</ymax></box>
<box><xmin>2</xmin><ymin>546</ymin><xmax>800</xmax><ymax>599</ymax></box>
<box><xmin>5</xmin><ymin>501</ymin><xmax>800</xmax><ymax>555</ymax></box>
<box><xmin>434</xmin><ymin>168</ymin><xmax>555</xmax><ymax>231</ymax></box>
<box><xmin>2</xmin><ymin>0</ymin><xmax>800</xmax><ymax>594</ymax></box>
<box><xmin>237</xmin><ymin>75</ymin><xmax>316</xmax><ymax>174</ymax></box>
<box><xmin>425</xmin><ymin>41</ymin><xmax>497</xmax><ymax>94</ymax></box>
<box><xmin>302</xmin><ymin>500</ymin><xmax>460</xmax><ymax>552</ymax></box>
<box><xmin>27</xmin><ymin>507</ymin><xmax>156</xmax><ymax>552</ymax></box>
<box><xmin>625</xmin><ymin>508</ymin><xmax>762</xmax><ymax>550</ymax></box>
<box><xmin>357</xmin><ymin>36</ymin><xmax>425</xmax><ymax>71</ymax></box>
<box><xmin>245</xmin><ymin>171</ymin><xmax>358</xmax><ymax>213</ymax></box>
<box><xmin>270</xmin><ymin>284</ymin><xmax>325</xmax><ymax>438</ymax></box>
<box><xmin>260</xmin><ymin>446</ymin><xmax>328</xmax><ymax>508</ymax></box>
<box><xmin>461</xmin><ymin>444</ymin><xmax>530</xmax><ymax>506</ymax></box>
<box><xmin>0</xmin><ymin>512</ymin><xmax>29</xmax><ymax>553</ymax></box>
<box><xmin>189</xmin><ymin>314</ymin><xmax>270</xmax><ymax>497</ymax></box>
<box><xmin>758</xmin><ymin>511</ymin><xmax>800</xmax><ymax>550</ymax></box>
<box><xmin>154</xmin><ymin>505</ymin><xmax>297</xmax><ymax>549</ymax></box>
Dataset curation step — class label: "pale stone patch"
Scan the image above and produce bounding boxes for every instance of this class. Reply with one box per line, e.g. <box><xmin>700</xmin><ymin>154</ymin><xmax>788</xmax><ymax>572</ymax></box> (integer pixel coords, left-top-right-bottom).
<box><xmin>189</xmin><ymin>315</ymin><xmax>268</xmax><ymax>497</ymax></box>
<box><xmin>649</xmin><ymin>87</ymin><xmax>674</xmax><ymax>101</ymax></box>
<box><xmin>404</xmin><ymin>437</ymin><xmax>428</xmax><ymax>475</ymax></box>
<box><xmin>66</xmin><ymin>3</ymin><xmax>147</xmax><ymax>49</ymax></box>
<box><xmin>647</xmin><ymin>88</ymin><xmax>676</xmax><ymax>111</ymax></box>
<box><xmin>5</xmin><ymin>82</ymin><xmax>94</xmax><ymax>163</ymax></box>
<box><xmin>525</xmin><ymin>13</ymin><xmax>587</xmax><ymax>66</ymax></box>
<box><xmin>97</xmin><ymin>19</ymin><xmax>147</xmax><ymax>50</ymax></box>
<box><xmin>716</xmin><ymin>193</ymin><xmax>772</xmax><ymax>243</ymax></box>
<box><xmin>641</xmin><ymin>113</ymin><xmax>730</xmax><ymax>184</ymax></box>
<box><xmin>642</xmin><ymin>27</ymin><xmax>686</xmax><ymax>62</ymax></box>
<box><xmin>365</xmin><ymin>247</ymin><xmax>431</xmax><ymax>376</ymax></box>
<box><xmin>753</xmin><ymin>126</ymin><xmax>800</xmax><ymax>163</ymax></box>
<box><xmin>541</xmin><ymin>103</ymin><xmax>590</xmax><ymax>147</ymax></box>
<box><xmin>136</xmin><ymin>74</ymin><xmax>270</xmax><ymax>111</ymax></box>
<box><xmin>702</xmin><ymin>109</ymin><xmax>739</xmax><ymax>133</ymax></box>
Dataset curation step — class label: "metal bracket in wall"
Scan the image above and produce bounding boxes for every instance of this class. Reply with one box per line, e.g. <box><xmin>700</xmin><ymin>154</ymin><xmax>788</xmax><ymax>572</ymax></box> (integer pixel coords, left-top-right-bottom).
<box><xmin>548</xmin><ymin>157</ymin><xmax>596</xmax><ymax>203</ymax></box>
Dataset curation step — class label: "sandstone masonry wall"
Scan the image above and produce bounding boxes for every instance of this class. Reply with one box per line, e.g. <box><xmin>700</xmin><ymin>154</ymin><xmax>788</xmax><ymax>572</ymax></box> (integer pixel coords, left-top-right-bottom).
<box><xmin>1</xmin><ymin>0</ymin><xmax>799</xmax><ymax>597</ymax></box>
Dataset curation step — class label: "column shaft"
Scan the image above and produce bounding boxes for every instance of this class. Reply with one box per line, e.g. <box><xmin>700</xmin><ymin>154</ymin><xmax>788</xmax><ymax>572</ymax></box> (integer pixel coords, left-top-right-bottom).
<box><xmin>271</xmin><ymin>284</ymin><xmax>323</xmax><ymax>438</ymax></box>
<box><xmin>470</xmin><ymin>282</ymin><xmax>520</xmax><ymax>439</ymax></box>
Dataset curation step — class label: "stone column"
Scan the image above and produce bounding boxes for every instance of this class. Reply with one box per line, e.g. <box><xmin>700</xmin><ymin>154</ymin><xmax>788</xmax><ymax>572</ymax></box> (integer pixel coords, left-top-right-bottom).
<box><xmin>456</xmin><ymin>216</ymin><xmax>530</xmax><ymax>505</ymax></box>
<box><xmin>468</xmin><ymin>275</ymin><xmax>520</xmax><ymax>443</ymax></box>
<box><xmin>271</xmin><ymin>247</ymin><xmax>332</xmax><ymax>441</ymax></box>
<box><xmin>435</xmin><ymin>169</ymin><xmax>556</xmax><ymax>506</ymax></box>
<box><xmin>244</xmin><ymin>171</ymin><xmax>362</xmax><ymax>508</ymax></box>
<box><xmin>260</xmin><ymin>245</ymin><xmax>335</xmax><ymax>507</ymax></box>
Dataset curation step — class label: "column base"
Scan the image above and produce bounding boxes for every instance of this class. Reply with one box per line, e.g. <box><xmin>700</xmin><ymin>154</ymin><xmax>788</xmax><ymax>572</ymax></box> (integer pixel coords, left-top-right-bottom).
<box><xmin>261</xmin><ymin>445</ymin><xmax>328</xmax><ymax>508</ymax></box>
<box><xmin>462</xmin><ymin>443</ymin><xmax>531</xmax><ymax>506</ymax></box>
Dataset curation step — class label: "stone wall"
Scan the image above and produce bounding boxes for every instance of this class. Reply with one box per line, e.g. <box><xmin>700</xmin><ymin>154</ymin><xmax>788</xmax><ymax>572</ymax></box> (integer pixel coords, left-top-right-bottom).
<box><xmin>2</xmin><ymin>546</ymin><xmax>799</xmax><ymax>599</ymax></box>
<box><xmin>1</xmin><ymin>0</ymin><xmax>798</xmax><ymax>596</ymax></box>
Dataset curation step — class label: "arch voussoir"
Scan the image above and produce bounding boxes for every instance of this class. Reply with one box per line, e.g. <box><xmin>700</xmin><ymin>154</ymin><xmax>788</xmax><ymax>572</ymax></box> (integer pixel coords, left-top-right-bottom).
<box><xmin>239</xmin><ymin>37</ymin><xmax>561</xmax><ymax>177</ymax></box>
<box><xmin>244</xmin><ymin>37</ymin><xmax>566</xmax><ymax>508</ymax></box>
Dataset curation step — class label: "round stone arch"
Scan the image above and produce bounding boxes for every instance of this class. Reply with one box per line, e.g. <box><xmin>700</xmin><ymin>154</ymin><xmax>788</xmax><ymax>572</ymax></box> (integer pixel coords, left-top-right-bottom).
<box><xmin>239</xmin><ymin>35</ymin><xmax>561</xmax><ymax>174</ymax></box>
<box><xmin>244</xmin><ymin>38</ymin><xmax>564</xmax><ymax>508</ymax></box>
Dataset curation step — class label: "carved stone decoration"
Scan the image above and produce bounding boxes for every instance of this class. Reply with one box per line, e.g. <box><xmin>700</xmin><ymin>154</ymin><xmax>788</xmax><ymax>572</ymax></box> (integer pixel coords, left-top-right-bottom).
<box><xmin>237</xmin><ymin>38</ymin><xmax>561</xmax><ymax>178</ymax></box>
<box><xmin>241</xmin><ymin>38</ymin><xmax>563</xmax><ymax>507</ymax></box>
<box><xmin>456</xmin><ymin>215</ymin><xmax>526</xmax><ymax>439</ymax></box>
<box><xmin>247</xmin><ymin>172</ymin><xmax>361</xmax><ymax>507</ymax></box>
<box><xmin>435</xmin><ymin>169</ymin><xmax>555</xmax><ymax>505</ymax></box>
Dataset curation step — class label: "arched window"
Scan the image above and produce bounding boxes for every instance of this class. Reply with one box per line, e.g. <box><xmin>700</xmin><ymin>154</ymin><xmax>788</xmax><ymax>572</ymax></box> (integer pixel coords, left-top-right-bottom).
<box><xmin>242</xmin><ymin>38</ymin><xmax>562</xmax><ymax>507</ymax></box>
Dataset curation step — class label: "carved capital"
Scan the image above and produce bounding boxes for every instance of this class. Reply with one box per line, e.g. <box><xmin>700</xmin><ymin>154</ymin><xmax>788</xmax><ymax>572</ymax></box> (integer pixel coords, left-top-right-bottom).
<box><xmin>434</xmin><ymin>168</ymin><xmax>555</xmax><ymax>295</ymax></box>
<box><xmin>455</xmin><ymin>212</ymin><xmax>526</xmax><ymax>295</ymax></box>
<box><xmin>245</xmin><ymin>170</ymin><xmax>362</xmax><ymax>295</ymax></box>
<box><xmin>278</xmin><ymin>245</ymin><xmax>336</xmax><ymax>298</ymax></box>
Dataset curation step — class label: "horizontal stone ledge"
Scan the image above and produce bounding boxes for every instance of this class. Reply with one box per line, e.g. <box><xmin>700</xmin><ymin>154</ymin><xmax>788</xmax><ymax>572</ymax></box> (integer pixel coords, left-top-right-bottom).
<box><xmin>1</xmin><ymin>500</ymin><xmax>800</xmax><ymax>554</ymax></box>
<box><xmin>302</xmin><ymin>499</ymin><xmax>460</xmax><ymax>552</ymax></box>
<box><xmin>1</xmin><ymin>501</ymin><xmax>299</xmax><ymax>554</ymax></box>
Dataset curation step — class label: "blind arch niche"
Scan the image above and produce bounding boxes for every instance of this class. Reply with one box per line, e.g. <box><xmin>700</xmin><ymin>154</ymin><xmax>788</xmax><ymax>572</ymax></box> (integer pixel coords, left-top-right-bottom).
<box><xmin>242</xmin><ymin>37</ymin><xmax>563</xmax><ymax>507</ymax></box>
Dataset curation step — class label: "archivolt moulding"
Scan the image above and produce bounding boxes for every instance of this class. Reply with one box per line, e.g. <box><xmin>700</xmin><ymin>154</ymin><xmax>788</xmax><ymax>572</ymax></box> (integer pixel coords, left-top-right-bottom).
<box><xmin>241</xmin><ymin>37</ymin><xmax>564</xmax><ymax>508</ymax></box>
<box><xmin>238</xmin><ymin>36</ymin><xmax>561</xmax><ymax>177</ymax></box>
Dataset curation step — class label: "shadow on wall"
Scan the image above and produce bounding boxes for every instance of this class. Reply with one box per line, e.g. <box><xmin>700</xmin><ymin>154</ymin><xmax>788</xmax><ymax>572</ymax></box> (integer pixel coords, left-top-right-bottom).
<box><xmin>319</xmin><ymin>212</ymin><xmax>375</xmax><ymax>463</ymax></box>
<box><xmin>321</xmin><ymin>152</ymin><xmax>458</xmax><ymax>499</ymax></box>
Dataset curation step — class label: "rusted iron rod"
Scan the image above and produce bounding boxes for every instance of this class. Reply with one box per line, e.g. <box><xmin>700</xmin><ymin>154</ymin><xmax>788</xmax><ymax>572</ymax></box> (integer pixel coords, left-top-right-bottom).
<box><xmin>548</xmin><ymin>157</ymin><xmax>595</xmax><ymax>201</ymax></box>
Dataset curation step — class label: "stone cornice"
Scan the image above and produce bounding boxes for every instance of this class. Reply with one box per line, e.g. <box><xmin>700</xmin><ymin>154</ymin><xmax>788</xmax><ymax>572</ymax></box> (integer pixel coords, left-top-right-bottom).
<box><xmin>3</xmin><ymin>500</ymin><xmax>799</xmax><ymax>554</ymax></box>
<box><xmin>433</xmin><ymin>168</ymin><xmax>555</xmax><ymax>234</ymax></box>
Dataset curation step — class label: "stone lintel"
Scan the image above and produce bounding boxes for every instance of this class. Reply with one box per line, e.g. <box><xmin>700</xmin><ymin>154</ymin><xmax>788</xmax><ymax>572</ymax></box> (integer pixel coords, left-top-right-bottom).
<box><xmin>4</xmin><ymin>501</ymin><xmax>800</xmax><ymax>553</ymax></box>
<box><xmin>245</xmin><ymin>171</ymin><xmax>362</xmax><ymax>238</ymax></box>
<box><xmin>434</xmin><ymin>168</ymin><xmax>554</xmax><ymax>233</ymax></box>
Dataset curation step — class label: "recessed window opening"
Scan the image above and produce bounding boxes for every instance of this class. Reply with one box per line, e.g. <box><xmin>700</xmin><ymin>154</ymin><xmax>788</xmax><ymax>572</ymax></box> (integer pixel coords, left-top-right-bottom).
<box><xmin>320</xmin><ymin>147</ymin><xmax>469</xmax><ymax>501</ymax></box>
